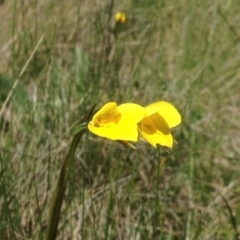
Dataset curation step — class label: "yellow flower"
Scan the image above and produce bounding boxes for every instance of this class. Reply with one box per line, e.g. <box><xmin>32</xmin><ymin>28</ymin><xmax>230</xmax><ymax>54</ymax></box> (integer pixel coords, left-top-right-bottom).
<box><xmin>115</xmin><ymin>12</ymin><xmax>127</xmax><ymax>24</ymax></box>
<box><xmin>88</xmin><ymin>102</ymin><xmax>145</xmax><ymax>142</ymax></box>
<box><xmin>138</xmin><ymin>101</ymin><xmax>181</xmax><ymax>148</ymax></box>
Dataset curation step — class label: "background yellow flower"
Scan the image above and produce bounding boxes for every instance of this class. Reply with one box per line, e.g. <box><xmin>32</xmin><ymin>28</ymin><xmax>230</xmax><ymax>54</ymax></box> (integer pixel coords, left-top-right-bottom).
<box><xmin>115</xmin><ymin>12</ymin><xmax>127</xmax><ymax>24</ymax></box>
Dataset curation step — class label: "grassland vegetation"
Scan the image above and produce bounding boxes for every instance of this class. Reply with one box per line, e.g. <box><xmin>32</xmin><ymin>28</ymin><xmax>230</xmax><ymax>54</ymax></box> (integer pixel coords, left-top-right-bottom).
<box><xmin>1</xmin><ymin>0</ymin><xmax>240</xmax><ymax>239</ymax></box>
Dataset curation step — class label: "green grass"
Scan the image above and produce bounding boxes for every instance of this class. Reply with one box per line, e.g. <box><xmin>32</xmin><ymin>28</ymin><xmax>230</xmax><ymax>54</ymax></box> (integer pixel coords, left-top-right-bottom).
<box><xmin>1</xmin><ymin>0</ymin><xmax>240</xmax><ymax>239</ymax></box>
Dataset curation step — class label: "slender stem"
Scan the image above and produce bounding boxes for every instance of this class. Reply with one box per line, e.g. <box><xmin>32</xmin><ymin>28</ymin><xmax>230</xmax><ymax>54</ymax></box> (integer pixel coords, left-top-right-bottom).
<box><xmin>45</xmin><ymin>124</ymin><xmax>86</xmax><ymax>240</ymax></box>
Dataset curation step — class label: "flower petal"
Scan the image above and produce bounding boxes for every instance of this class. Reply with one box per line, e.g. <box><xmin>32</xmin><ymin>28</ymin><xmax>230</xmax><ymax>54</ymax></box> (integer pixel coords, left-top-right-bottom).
<box><xmin>138</xmin><ymin>113</ymin><xmax>173</xmax><ymax>148</ymax></box>
<box><xmin>91</xmin><ymin>102</ymin><xmax>117</xmax><ymax>124</ymax></box>
<box><xmin>88</xmin><ymin>121</ymin><xmax>138</xmax><ymax>141</ymax></box>
<box><xmin>117</xmin><ymin>103</ymin><xmax>145</xmax><ymax>123</ymax></box>
<box><xmin>144</xmin><ymin>105</ymin><xmax>159</xmax><ymax>117</ymax></box>
<box><xmin>146</xmin><ymin>101</ymin><xmax>181</xmax><ymax>128</ymax></box>
<box><xmin>88</xmin><ymin>102</ymin><xmax>143</xmax><ymax>142</ymax></box>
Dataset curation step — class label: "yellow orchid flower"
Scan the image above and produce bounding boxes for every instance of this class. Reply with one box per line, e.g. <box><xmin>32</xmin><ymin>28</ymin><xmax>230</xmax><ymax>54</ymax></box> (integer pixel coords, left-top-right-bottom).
<box><xmin>138</xmin><ymin>101</ymin><xmax>181</xmax><ymax>148</ymax></box>
<box><xmin>88</xmin><ymin>102</ymin><xmax>145</xmax><ymax>142</ymax></box>
<box><xmin>115</xmin><ymin>12</ymin><xmax>127</xmax><ymax>24</ymax></box>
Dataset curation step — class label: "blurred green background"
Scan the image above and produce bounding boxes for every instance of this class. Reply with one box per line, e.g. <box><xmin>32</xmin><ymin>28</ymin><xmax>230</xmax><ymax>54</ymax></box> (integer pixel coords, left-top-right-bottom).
<box><xmin>1</xmin><ymin>0</ymin><xmax>240</xmax><ymax>239</ymax></box>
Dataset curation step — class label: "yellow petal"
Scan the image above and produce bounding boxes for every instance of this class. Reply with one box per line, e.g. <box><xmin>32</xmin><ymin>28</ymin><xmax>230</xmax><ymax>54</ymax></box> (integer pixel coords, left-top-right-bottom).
<box><xmin>146</xmin><ymin>101</ymin><xmax>181</xmax><ymax>128</ymax></box>
<box><xmin>88</xmin><ymin>102</ymin><xmax>143</xmax><ymax>142</ymax></box>
<box><xmin>91</xmin><ymin>102</ymin><xmax>117</xmax><ymax>124</ymax></box>
<box><xmin>117</xmin><ymin>103</ymin><xmax>145</xmax><ymax>123</ymax></box>
<box><xmin>88</xmin><ymin>121</ymin><xmax>138</xmax><ymax>141</ymax></box>
<box><xmin>144</xmin><ymin>105</ymin><xmax>159</xmax><ymax>117</ymax></box>
<box><xmin>138</xmin><ymin>113</ymin><xmax>173</xmax><ymax>148</ymax></box>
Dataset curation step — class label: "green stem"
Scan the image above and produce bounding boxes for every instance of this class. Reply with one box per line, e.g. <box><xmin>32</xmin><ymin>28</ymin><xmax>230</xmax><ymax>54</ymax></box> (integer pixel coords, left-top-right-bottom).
<box><xmin>45</xmin><ymin>123</ymin><xmax>87</xmax><ymax>240</ymax></box>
